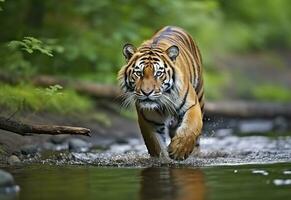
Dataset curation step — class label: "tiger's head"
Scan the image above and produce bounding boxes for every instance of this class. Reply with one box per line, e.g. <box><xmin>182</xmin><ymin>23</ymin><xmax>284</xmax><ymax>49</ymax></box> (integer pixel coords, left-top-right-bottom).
<box><xmin>118</xmin><ymin>43</ymin><xmax>181</xmax><ymax>111</ymax></box>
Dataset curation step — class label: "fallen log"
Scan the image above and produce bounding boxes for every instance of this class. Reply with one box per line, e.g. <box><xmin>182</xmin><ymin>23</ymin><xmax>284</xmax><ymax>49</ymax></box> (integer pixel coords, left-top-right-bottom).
<box><xmin>1</xmin><ymin>73</ymin><xmax>291</xmax><ymax>119</ymax></box>
<box><xmin>205</xmin><ymin>101</ymin><xmax>291</xmax><ymax>119</ymax></box>
<box><xmin>0</xmin><ymin>116</ymin><xmax>91</xmax><ymax>136</ymax></box>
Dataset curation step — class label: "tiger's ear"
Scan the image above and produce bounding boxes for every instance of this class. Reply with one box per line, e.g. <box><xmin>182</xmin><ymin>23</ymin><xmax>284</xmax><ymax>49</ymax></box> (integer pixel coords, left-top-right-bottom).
<box><xmin>123</xmin><ymin>43</ymin><xmax>136</xmax><ymax>62</ymax></box>
<box><xmin>166</xmin><ymin>45</ymin><xmax>179</xmax><ymax>61</ymax></box>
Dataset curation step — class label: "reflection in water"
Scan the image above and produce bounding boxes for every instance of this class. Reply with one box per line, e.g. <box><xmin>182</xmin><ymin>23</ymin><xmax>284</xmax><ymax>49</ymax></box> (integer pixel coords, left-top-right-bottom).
<box><xmin>140</xmin><ymin>167</ymin><xmax>205</xmax><ymax>200</ymax></box>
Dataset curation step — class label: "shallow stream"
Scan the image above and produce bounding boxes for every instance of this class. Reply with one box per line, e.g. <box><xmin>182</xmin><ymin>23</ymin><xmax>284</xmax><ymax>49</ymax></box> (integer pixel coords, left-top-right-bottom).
<box><xmin>3</xmin><ymin>125</ymin><xmax>291</xmax><ymax>199</ymax></box>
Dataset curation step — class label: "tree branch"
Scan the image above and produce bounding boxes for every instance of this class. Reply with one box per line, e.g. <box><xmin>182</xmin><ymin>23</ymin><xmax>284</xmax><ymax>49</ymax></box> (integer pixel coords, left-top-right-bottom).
<box><xmin>0</xmin><ymin>116</ymin><xmax>91</xmax><ymax>136</ymax></box>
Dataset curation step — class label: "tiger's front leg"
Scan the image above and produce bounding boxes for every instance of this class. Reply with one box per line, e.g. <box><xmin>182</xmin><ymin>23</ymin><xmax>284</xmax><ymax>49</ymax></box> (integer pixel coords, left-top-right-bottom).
<box><xmin>136</xmin><ymin>109</ymin><xmax>165</xmax><ymax>158</ymax></box>
<box><xmin>168</xmin><ymin>93</ymin><xmax>203</xmax><ymax>160</ymax></box>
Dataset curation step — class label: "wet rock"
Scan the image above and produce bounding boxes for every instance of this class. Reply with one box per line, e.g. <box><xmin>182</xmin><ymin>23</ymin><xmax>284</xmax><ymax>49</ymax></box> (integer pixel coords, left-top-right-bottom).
<box><xmin>42</xmin><ymin>142</ymin><xmax>56</xmax><ymax>151</ymax></box>
<box><xmin>7</xmin><ymin>155</ymin><xmax>21</xmax><ymax>165</ymax></box>
<box><xmin>0</xmin><ymin>170</ymin><xmax>14</xmax><ymax>187</ymax></box>
<box><xmin>68</xmin><ymin>138</ymin><xmax>91</xmax><ymax>152</ymax></box>
<box><xmin>252</xmin><ymin>170</ymin><xmax>269</xmax><ymax>176</ymax></box>
<box><xmin>273</xmin><ymin>179</ymin><xmax>291</xmax><ymax>186</ymax></box>
<box><xmin>115</xmin><ymin>137</ymin><xmax>128</xmax><ymax>144</ymax></box>
<box><xmin>215</xmin><ymin>129</ymin><xmax>233</xmax><ymax>138</ymax></box>
<box><xmin>50</xmin><ymin>135</ymin><xmax>67</xmax><ymax>145</ymax></box>
<box><xmin>21</xmin><ymin>145</ymin><xmax>39</xmax><ymax>155</ymax></box>
<box><xmin>238</xmin><ymin>120</ymin><xmax>273</xmax><ymax>134</ymax></box>
<box><xmin>0</xmin><ymin>170</ymin><xmax>20</xmax><ymax>196</ymax></box>
<box><xmin>273</xmin><ymin>117</ymin><xmax>288</xmax><ymax>131</ymax></box>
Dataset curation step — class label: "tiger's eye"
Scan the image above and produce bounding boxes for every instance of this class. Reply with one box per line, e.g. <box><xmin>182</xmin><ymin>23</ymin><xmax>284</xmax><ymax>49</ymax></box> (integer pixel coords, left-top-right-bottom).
<box><xmin>156</xmin><ymin>71</ymin><xmax>162</xmax><ymax>76</ymax></box>
<box><xmin>135</xmin><ymin>71</ymin><xmax>142</xmax><ymax>76</ymax></box>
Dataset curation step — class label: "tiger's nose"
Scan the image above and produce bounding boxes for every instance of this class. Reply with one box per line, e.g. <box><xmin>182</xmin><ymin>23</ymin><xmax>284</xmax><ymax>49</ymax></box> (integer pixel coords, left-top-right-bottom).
<box><xmin>141</xmin><ymin>89</ymin><xmax>154</xmax><ymax>96</ymax></box>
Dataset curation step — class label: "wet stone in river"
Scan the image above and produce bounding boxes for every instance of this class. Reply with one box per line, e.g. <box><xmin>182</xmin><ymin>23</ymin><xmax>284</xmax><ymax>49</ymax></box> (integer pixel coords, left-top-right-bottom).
<box><xmin>0</xmin><ymin>170</ymin><xmax>14</xmax><ymax>188</ymax></box>
<box><xmin>0</xmin><ymin>169</ymin><xmax>20</xmax><ymax>196</ymax></box>
<box><xmin>68</xmin><ymin>138</ymin><xmax>91</xmax><ymax>152</ymax></box>
<box><xmin>50</xmin><ymin>135</ymin><xmax>67</xmax><ymax>145</ymax></box>
<box><xmin>21</xmin><ymin>145</ymin><xmax>39</xmax><ymax>155</ymax></box>
<box><xmin>7</xmin><ymin>155</ymin><xmax>21</xmax><ymax>165</ymax></box>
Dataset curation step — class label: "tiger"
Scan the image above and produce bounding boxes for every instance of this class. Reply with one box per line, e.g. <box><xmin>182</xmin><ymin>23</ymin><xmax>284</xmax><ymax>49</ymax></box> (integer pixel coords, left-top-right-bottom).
<box><xmin>118</xmin><ymin>26</ymin><xmax>204</xmax><ymax>160</ymax></box>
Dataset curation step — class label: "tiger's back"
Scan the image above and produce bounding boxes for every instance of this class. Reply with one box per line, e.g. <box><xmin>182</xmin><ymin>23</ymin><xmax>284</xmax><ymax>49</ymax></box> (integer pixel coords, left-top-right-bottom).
<box><xmin>140</xmin><ymin>26</ymin><xmax>204</xmax><ymax>114</ymax></box>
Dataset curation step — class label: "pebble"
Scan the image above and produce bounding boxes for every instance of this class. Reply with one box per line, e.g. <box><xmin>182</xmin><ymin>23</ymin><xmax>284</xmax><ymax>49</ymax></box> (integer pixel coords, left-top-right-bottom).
<box><xmin>7</xmin><ymin>155</ymin><xmax>21</xmax><ymax>165</ymax></box>
<box><xmin>273</xmin><ymin>179</ymin><xmax>291</xmax><ymax>186</ymax></box>
<box><xmin>252</xmin><ymin>170</ymin><xmax>269</xmax><ymax>176</ymax></box>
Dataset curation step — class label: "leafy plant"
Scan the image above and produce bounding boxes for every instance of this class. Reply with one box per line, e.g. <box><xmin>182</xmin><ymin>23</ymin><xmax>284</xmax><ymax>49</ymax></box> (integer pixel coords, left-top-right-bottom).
<box><xmin>0</xmin><ymin>0</ymin><xmax>5</xmax><ymax>11</ymax></box>
<box><xmin>8</xmin><ymin>37</ymin><xmax>53</xmax><ymax>57</ymax></box>
<box><xmin>0</xmin><ymin>84</ymin><xmax>93</xmax><ymax>114</ymax></box>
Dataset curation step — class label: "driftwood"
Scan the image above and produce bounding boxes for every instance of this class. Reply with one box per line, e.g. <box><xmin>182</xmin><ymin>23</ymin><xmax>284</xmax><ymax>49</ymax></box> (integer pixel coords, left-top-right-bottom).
<box><xmin>0</xmin><ymin>116</ymin><xmax>91</xmax><ymax>136</ymax></box>
<box><xmin>205</xmin><ymin>101</ymin><xmax>291</xmax><ymax>118</ymax></box>
<box><xmin>1</xmin><ymin>73</ymin><xmax>291</xmax><ymax>119</ymax></box>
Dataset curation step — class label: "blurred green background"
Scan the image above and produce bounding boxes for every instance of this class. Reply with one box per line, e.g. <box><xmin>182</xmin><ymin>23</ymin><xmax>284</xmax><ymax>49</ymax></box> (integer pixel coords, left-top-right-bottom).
<box><xmin>0</xmin><ymin>0</ymin><xmax>291</xmax><ymax>114</ymax></box>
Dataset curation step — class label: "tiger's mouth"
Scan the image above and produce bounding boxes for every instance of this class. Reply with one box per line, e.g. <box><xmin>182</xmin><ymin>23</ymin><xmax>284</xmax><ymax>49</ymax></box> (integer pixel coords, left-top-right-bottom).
<box><xmin>137</xmin><ymin>98</ymin><xmax>160</xmax><ymax>109</ymax></box>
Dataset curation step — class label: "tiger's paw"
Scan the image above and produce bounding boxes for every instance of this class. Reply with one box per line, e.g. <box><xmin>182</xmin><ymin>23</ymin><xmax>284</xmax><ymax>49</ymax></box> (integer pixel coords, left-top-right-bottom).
<box><xmin>167</xmin><ymin>133</ymin><xmax>196</xmax><ymax>161</ymax></box>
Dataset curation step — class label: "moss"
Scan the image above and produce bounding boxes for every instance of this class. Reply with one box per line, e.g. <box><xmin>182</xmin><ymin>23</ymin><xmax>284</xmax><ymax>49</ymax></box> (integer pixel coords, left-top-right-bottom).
<box><xmin>0</xmin><ymin>84</ymin><xmax>93</xmax><ymax>114</ymax></box>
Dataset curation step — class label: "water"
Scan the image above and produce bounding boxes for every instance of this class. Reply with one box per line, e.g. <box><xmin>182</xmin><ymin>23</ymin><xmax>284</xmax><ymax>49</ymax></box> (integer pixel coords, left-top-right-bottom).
<box><xmin>3</xmin><ymin>132</ymin><xmax>291</xmax><ymax>199</ymax></box>
<box><xmin>4</xmin><ymin>162</ymin><xmax>291</xmax><ymax>200</ymax></box>
<box><xmin>32</xmin><ymin>134</ymin><xmax>291</xmax><ymax>167</ymax></box>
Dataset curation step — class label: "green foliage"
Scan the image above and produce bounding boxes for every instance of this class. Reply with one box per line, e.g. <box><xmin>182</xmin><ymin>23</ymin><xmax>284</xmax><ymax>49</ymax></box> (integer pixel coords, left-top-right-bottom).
<box><xmin>0</xmin><ymin>37</ymin><xmax>63</xmax><ymax>77</ymax></box>
<box><xmin>0</xmin><ymin>0</ymin><xmax>290</xmax><ymax>108</ymax></box>
<box><xmin>44</xmin><ymin>85</ymin><xmax>63</xmax><ymax>96</ymax></box>
<box><xmin>0</xmin><ymin>84</ymin><xmax>93</xmax><ymax>114</ymax></box>
<box><xmin>0</xmin><ymin>0</ymin><xmax>290</xmax><ymax>82</ymax></box>
<box><xmin>251</xmin><ymin>85</ymin><xmax>291</xmax><ymax>102</ymax></box>
<box><xmin>8</xmin><ymin>37</ymin><xmax>53</xmax><ymax>57</ymax></box>
<box><xmin>0</xmin><ymin>0</ymin><xmax>4</xmax><ymax>11</ymax></box>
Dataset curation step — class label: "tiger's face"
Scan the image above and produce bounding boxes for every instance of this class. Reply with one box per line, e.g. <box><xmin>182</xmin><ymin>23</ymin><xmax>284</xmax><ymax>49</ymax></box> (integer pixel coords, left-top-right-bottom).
<box><xmin>119</xmin><ymin>44</ymin><xmax>180</xmax><ymax>110</ymax></box>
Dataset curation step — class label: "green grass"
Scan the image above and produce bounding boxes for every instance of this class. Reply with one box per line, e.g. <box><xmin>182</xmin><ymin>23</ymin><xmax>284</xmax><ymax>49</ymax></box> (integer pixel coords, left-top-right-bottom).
<box><xmin>0</xmin><ymin>84</ymin><xmax>94</xmax><ymax>114</ymax></box>
<box><xmin>251</xmin><ymin>84</ymin><xmax>291</xmax><ymax>102</ymax></box>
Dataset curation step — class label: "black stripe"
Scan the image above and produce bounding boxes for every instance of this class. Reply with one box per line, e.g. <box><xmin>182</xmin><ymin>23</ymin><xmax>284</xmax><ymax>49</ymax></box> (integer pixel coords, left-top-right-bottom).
<box><xmin>156</xmin><ymin>127</ymin><xmax>165</xmax><ymax>135</ymax></box>
<box><xmin>177</xmin><ymin>83</ymin><xmax>189</xmax><ymax>111</ymax></box>
<box><xmin>152</xmin><ymin>57</ymin><xmax>159</xmax><ymax>61</ymax></box>
<box><xmin>177</xmin><ymin>98</ymin><xmax>198</xmax><ymax>124</ymax></box>
<box><xmin>198</xmin><ymin>92</ymin><xmax>204</xmax><ymax>102</ymax></box>
<box><xmin>140</xmin><ymin>57</ymin><xmax>149</xmax><ymax>61</ymax></box>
